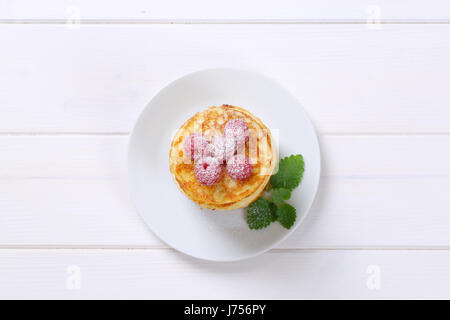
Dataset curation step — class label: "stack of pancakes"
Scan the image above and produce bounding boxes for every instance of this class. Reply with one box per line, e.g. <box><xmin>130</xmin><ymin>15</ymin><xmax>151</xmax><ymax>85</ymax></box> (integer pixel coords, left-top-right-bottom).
<box><xmin>169</xmin><ymin>105</ymin><xmax>277</xmax><ymax>210</ymax></box>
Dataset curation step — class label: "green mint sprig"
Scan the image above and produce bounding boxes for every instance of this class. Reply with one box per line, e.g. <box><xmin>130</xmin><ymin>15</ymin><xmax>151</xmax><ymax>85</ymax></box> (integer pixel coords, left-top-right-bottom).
<box><xmin>247</xmin><ymin>154</ymin><xmax>304</xmax><ymax>230</ymax></box>
<box><xmin>247</xmin><ymin>199</ymin><xmax>277</xmax><ymax>230</ymax></box>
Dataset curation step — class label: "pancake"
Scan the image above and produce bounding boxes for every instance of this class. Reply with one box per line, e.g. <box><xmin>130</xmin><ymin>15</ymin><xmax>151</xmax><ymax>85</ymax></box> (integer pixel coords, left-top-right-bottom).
<box><xmin>169</xmin><ymin>105</ymin><xmax>277</xmax><ymax>210</ymax></box>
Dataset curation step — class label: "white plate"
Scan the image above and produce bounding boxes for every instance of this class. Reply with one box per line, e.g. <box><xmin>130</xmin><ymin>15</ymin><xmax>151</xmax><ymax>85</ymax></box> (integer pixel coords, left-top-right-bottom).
<box><xmin>128</xmin><ymin>68</ymin><xmax>321</xmax><ymax>261</ymax></box>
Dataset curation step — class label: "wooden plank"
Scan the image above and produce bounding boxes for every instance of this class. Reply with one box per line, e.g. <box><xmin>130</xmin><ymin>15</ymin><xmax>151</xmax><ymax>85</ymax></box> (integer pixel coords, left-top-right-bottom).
<box><xmin>0</xmin><ymin>249</ymin><xmax>449</xmax><ymax>299</ymax></box>
<box><xmin>0</xmin><ymin>24</ymin><xmax>450</xmax><ymax>133</ymax></box>
<box><xmin>1</xmin><ymin>0</ymin><xmax>449</xmax><ymax>21</ymax></box>
<box><xmin>1</xmin><ymin>135</ymin><xmax>449</xmax><ymax>178</ymax></box>
<box><xmin>0</xmin><ymin>177</ymin><xmax>449</xmax><ymax>248</ymax></box>
<box><xmin>0</xmin><ymin>135</ymin><xmax>449</xmax><ymax>248</ymax></box>
<box><xmin>0</xmin><ymin>135</ymin><xmax>128</xmax><ymax>178</ymax></box>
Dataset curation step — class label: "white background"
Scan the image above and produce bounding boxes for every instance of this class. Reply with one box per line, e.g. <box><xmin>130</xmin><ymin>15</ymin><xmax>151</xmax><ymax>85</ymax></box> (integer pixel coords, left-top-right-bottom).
<box><xmin>1</xmin><ymin>0</ymin><xmax>450</xmax><ymax>299</ymax></box>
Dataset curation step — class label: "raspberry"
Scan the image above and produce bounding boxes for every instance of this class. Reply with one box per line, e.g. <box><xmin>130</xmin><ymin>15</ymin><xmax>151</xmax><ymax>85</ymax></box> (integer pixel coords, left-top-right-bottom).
<box><xmin>226</xmin><ymin>155</ymin><xmax>253</xmax><ymax>181</ymax></box>
<box><xmin>194</xmin><ymin>157</ymin><xmax>222</xmax><ymax>186</ymax></box>
<box><xmin>183</xmin><ymin>133</ymin><xmax>209</xmax><ymax>161</ymax></box>
<box><xmin>224</xmin><ymin>119</ymin><xmax>249</xmax><ymax>147</ymax></box>
<box><xmin>205</xmin><ymin>135</ymin><xmax>236</xmax><ymax>164</ymax></box>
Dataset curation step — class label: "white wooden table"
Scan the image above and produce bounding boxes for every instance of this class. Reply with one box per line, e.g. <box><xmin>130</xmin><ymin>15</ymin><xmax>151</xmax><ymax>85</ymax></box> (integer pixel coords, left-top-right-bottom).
<box><xmin>1</xmin><ymin>1</ymin><xmax>450</xmax><ymax>299</ymax></box>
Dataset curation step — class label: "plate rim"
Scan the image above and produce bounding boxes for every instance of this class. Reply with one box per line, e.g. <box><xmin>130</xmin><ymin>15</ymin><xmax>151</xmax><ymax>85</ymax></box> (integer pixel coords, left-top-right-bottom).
<box><xmin>128</xmin><ymin>67</ymin><xmax>322</xmax><ymax>262</ymax></box>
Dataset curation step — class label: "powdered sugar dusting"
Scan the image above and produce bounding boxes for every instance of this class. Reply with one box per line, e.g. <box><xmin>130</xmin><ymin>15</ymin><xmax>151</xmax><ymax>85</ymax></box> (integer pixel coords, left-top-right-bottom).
<box><xmin>205</xmin><ymin>134</ymin><xmax>236</xmax><ymax>164</ymax></box>
<box><xmin>195</xmin><ymin>157</ymin><xmax>222</xmax><ymax>186</ymax></box>
<box><xmin>190</xmin><ymin>118</ymin><xmax>252</xmax><ymax>185</ymax></box>
<box><xmin>224</xmin><ymin>118</ymin><xmax>249</xmax><ymax>147</ymax></box>
<box><xmin>183</xmin><ymin>133</ymin><xmax>209</xmax><ymax>161</ymax></box>
<box><xmin>226</xmin><ymin>154</ymin><xmax>253</xmax><ymax>181</ymax></box>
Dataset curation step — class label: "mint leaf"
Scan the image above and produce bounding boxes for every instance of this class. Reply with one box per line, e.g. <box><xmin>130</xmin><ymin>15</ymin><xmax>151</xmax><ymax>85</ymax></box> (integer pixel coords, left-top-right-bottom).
<box><xmin>270</xmin><ymin>154</ymin><xmax>304</xmax><ymax>191</ymax></box>
<box><xmin>276</xmin><ymin>203</ymin><xmax>297</xmax><ymax>229</ymax></box>
<box><xmin>272</xmin><ymin>188</ymin><xmax>291</xmax><ymax>204</ymax></box>
<box><xmin>247</xmin><ymin>199</ymin><xmax>275</xmax><ymax>230</ymax></box>
<box><xmin>247</xmin><ymin>154</ymin><xmax>304</xmax><ymax>230</ymax></box>
<box><xmin>269</xmin><ymin>202</ymin><xmax>278</xmax><ymax>222</ymax></box>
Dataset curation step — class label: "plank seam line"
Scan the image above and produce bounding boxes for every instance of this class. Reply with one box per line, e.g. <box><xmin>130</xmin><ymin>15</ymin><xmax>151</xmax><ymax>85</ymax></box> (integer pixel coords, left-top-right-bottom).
<box><xmin>0</xmin><ymin>132</ymin><xmax>130</xmax><ymax>136</ymax></box>
<box><xmin>2</xmin><ymin>132</ymin><xmax>450</xmax><ymax>136</ymax></box>
<box><xmin>1</xmin><ymin>247</ymin><xmax>450</xmax><ymax>251</ymax></box>
<box><xmin>1</xmin><ymin>19</ymin><xmax>450</xmax><ymax>25</ymax></box>
<box><xmin>2</xmin><ymin>175</ymin><xmax>450</xmax><ymax>180</ymax></box>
